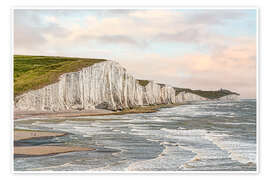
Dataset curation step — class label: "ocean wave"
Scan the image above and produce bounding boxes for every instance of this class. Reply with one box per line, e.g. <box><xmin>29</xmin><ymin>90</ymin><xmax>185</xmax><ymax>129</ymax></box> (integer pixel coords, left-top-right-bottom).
<box><xmin>205</xmin><ymin>132</ymin><xmax>256</xmax><ymax>164</ymax></box>
<box><xmin>126</xmin><ymin>141</ymin><xmax>193</xmax><ymax>171</ymax></box>
<box><xmin>160</xmin><ymin>128</ymin><xmax>256</xmax><ymax>168</ymax></box>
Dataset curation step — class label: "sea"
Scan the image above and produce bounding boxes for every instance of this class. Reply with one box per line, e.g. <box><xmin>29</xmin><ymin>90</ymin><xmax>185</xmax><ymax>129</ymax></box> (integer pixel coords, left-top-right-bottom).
<box><xmin>14</xmin><ymin>99</ymin><xmax>257</xmax><ymax>172</ymax></box>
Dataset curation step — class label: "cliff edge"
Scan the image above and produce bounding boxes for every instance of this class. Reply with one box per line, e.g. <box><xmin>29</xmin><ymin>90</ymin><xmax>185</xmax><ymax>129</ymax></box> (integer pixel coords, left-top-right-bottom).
<box><xmin>14</xmin><ymin>56</ymin><xmax>239</xmax><ymax>112</ymax></box>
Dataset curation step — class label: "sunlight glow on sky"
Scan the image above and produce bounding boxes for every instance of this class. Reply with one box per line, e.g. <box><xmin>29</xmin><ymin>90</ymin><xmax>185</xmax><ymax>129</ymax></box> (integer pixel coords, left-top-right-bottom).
<box><xmin>14</xmin><ymin>9</ymin><xmax>257</xmax><ymax>98</ymax></box>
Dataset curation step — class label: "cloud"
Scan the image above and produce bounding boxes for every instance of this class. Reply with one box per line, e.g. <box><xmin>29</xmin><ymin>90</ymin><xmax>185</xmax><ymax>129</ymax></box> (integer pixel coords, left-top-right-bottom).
<box><xmin>156</xmin><ymin>29</ymin><xmax>204</xmax><ymax>43</ymax></box>
<box><xmin>14</xmin><ymin>22</ymin><xmax>46</xmax><ymax>51</ymax></box>
<box><xmin>118</xmin><ymin>37</ymin><xmax>256</xmax><ymax>98</ymax></box>
<box><xmin>14</xmin><ymin>9</ymin><xmax>250</xmax><ymax>51</ymax></box>
<box><xmin>185</xmin><ymin>10</ymin><xmax>247</xmax><ymax>25</ymax></box>
<box><xmin>97</xmin><ymin>35</ymin><xmax>148</xmax><ymax>47</ymax></box>
<box><xmin>14</xmin><ymin>10</ymin><xmax>70</xmax><ymax>52</ymax></box>
<box><xmin>13</xmin><ymin>9</ymin><xmax>257</xmax><ymax>98</ymax></box>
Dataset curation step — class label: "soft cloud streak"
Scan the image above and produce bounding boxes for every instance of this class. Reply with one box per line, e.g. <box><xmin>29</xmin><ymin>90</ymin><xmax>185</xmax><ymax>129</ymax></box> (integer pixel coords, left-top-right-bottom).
<box><xmin>14</xmin><ymin>9</ymin><xmax>257</xmax><ymax>98</ymax></box>
<box><xmin>119</xmin><ymin>38</ymin><xmax>256</xmax><ymax>98</ymax></box>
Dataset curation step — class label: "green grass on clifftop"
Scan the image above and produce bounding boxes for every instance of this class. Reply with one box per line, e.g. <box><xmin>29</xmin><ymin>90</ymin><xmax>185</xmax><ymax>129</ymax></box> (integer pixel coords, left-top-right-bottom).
<box><xmin>14</xmin><ymin>55</ymin><xmax>106</xmax><ymax>97</ymax></box>
<box><xmin>137</xmin><ymin>80</ymin><xmax>150</xmax><ymax>87</ymax></box>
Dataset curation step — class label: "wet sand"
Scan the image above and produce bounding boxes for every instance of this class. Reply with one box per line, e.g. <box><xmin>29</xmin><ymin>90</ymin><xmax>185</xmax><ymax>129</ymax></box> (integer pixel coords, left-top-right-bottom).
<box><xmin>14</xmin><ymin>104</ymin><xmax>183</xmax><ymax>120</ymax></box>
<box><xmin>14</xmin><ymin>109</ymin><xmax>114</xmax><ymax>120</ymax></box>
<box><xmin>14</xmin><ymin>129</ymin><xmax>66</xmax><ymax>141</ymax></box>
<box><xmin>14</xmin><ymin>104</ymin><xmax>182</xmax><ymax>157</ymax></box>
<box><xmin>14</xmin><ymin>130</ymin><xmax>95</xmax><ymax>156</ymax></box>
<box><xmin>14</xmin><ymin>146</ymin><xmax>94</xmax><ymax>156</ymax></box>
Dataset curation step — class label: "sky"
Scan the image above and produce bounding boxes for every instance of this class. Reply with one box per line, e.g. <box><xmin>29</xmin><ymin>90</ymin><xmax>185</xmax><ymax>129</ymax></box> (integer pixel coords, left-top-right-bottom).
<box><xmin>14</xmin><ymin>9</ymin><xmax>257</xmax><ymax>98</ymax></box>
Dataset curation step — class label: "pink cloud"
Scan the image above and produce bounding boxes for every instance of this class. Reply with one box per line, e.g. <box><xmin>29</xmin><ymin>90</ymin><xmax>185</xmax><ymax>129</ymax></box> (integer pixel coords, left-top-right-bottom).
<box><xmin>118</xmin><ymin>37</ymin><xmax>256</xmax><ymax>98</ymax></box>
<box><xmin>14</xmin><ymin>10</ymin><xmax>257</xmax><ymax>98</ymax></box>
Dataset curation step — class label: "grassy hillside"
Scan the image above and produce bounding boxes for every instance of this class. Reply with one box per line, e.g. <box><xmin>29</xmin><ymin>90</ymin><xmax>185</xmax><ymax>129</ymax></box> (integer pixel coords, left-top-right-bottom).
<box><xmin>14</xmin><ymin>55</ymin><xmax>106</xmax><ymax>97</ymax></box>
<box><xmin>174</xmin><ymin>87</ymin><xmax>239</xmax><ymax>99</ymax></box>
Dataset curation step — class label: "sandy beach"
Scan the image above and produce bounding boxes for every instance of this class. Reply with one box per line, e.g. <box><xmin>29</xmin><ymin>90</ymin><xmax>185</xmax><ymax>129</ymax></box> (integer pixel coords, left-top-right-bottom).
<box><xmin>14</xmin><ymin>129</ymin><xmax>66</xmax><ymax>141</ymax></box>
<box><xmin>13</xmin><ymin>104</ymin><xmax>181</xmax><ymax>157</ymax></box>
<box><xmin>14</xmin><ymin>129</ymin><xmax>94</xmax><ymax>156</ymax></box>
<box><xmin>14</xmin><ymin>109</ymin><xmax>114</xmax><ymax>120</ymax></box>
<box><xmin>14</xmin><ymin>146</ymin><xmax>94</xmax><ymax>156</ymax></box>
<box><xmin>14</xmin><ymin>104</ymin><xmax>182</xmax><ymax>120</ymax></box>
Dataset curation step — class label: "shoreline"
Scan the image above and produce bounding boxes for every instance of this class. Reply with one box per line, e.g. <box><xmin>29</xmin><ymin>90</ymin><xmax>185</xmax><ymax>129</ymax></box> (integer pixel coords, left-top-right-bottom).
<box><xmin>14</xmin><ymin>146</ymin><xmax>94</xmax><ymax>157</ymax></box>
<box><xmin>14</xmin><ymin>103</ymin><xmax>184</xmax><ymax>120</ymax></box>
<box><xmin>14</xmin><ymin>129</ymin><xmax>67</xmax><ymax>141</ymax></box>
<box><xmin>14</xmin><ymin>129</ymin><xmax>95</xmax><ymax>156</ymax></box>
<box><xmin>14</xmin><ymin>103</ymin><xmax>182</xmax><ymax>157</ymax></box>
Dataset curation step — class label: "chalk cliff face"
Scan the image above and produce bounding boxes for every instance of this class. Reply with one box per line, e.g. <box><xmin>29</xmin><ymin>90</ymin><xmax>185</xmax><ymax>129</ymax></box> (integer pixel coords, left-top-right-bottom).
<box><xmin>217</xmin><ymin>94</ymin><xmax>240</xmax><ymax>101</ymax></box>
<box><xmin>14</xmin><ymin>61</ymin><xmax>239</xmax><ymax>112</ymax></box>
<box><xmin>175</xmin><ymin>92</ymin><xmax>207</xmax><ymax>102</ymax></box>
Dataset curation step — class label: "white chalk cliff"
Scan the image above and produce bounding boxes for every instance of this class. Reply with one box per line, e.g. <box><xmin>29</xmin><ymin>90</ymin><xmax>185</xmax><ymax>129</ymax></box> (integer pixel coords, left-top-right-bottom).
<box><xmin>14</xmin><ymin>60</ymin><xmax>239</xmax><ymax>112</ymax></box>
<box><xmin>217</xmin><ymin>94</ymin><xmax>240</xmax><ymax>101</ymax></box>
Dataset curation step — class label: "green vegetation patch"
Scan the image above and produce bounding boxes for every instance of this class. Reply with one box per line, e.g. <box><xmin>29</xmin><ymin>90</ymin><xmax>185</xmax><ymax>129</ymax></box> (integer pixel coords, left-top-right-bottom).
<box><xmin>14</xmin><ymin>55</ymin><xmax>106</xmax><ymax>97</ymax></box>
<box><xmin>157</xmin><ymin>83</ymin><xmax>165</xmax><ymax>88</ymax></box>
<box><xmin>174</xmin><ymin>87</ymin><xmax>193</xmax><ymax>96</ymax></box>
<box><xmin>174</xmin><ymin>87</ymin><xmax>239</xmax><ymax>99</ymax></box>
<box><xmin>137</xmin><ymin>79</ymin><xmax>150</xmax><ymax>87</ymax></box>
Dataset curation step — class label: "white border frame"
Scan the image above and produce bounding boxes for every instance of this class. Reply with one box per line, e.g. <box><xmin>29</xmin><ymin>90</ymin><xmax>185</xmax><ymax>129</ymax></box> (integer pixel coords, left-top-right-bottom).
<box><xmin>10</xmin><ymin>6</ymin><xmax>259</xmax><ymax>174</ymax></box>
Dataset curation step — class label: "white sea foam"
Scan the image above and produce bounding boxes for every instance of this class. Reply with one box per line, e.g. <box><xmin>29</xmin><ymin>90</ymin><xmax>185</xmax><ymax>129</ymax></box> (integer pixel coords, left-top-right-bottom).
<box><xmin>14</xmin><ymin>100</ymin><xmax>256</xmax><ymax>171</ymax></box>
<box><xmin>205</xmin><ymin>132</ymin><xmax>256</xmax><ymax>164</ymax></box>
<box><xmin>160</xmin><ymin>128</ymin><xmax>256</xmax><ymax>169</ymax></box>
<box><xmin>126</xmin><ymin>141</ymin><xmax>192</xmax><ymax>171</ymax></box>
